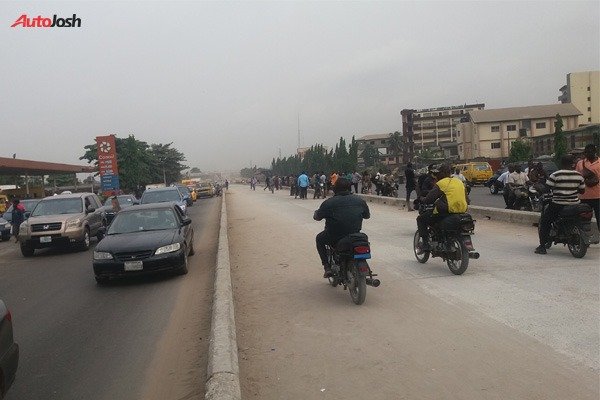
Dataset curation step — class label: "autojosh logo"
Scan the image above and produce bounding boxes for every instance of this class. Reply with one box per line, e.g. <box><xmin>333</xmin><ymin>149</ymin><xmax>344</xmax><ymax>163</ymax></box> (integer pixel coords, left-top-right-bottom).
<box><xmin>11</xmin><ymin>14</ymin><xmax>82</xmax><ymax>28</ymax></box>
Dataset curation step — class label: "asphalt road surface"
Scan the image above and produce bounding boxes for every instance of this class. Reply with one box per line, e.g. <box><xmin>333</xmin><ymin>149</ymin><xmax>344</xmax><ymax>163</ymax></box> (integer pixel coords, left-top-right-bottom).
<box><xmin>395</xmin><ymin>185</ymin><xmax>506</xmax><ymax>209</ymax></box>
<box><xmin>0</xmin><ymin>197</ymin><xmax>221</xmax><ymax>400</ymax></box>
<box><xmin>228</xmin><ymin>185</ymin><xmax>598</xmax><ymax>400</ymax></box>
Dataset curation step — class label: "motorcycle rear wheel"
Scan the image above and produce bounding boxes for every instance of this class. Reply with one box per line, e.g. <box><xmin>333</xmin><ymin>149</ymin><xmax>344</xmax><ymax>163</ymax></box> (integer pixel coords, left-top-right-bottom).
<box><xmin>347</xmin><ymin>265</ymin><xmax>366</xmax><ymax>305</ymax></box>
<box><xmin>413</xmin><ymin>231</ymin><xmax>430</xmax><ymax>263</ymax></box>
<box><xmin>446</xmin><ymin>237</ymin><xmax>469</xmax><ymax>275</ymax></box>
<box><xmin>568</xmin><ymin>225</ymin><xmax>588</xmax><ymax>258</ymax></box>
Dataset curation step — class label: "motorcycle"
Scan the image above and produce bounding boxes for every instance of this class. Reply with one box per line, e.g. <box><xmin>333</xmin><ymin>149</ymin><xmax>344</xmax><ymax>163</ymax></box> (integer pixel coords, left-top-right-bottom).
<box><xmin>539</xmin><ymin>201</ymin><xmax>593</xmax><ymax>258</ymax></box>
<box><xmin>326</xmin><ymin>232</ymin><xmax>379</xmax><ymax>305</ymax></box>
<box><xmin>527</xmin><ymin>183</ymin><xmax>545</xmax><ymax>212</ymax></box>
<box><xmin>413</xmin><ymin>205</ymin><xmax>479</xmax><ymax>275</ymax></box>
<box><xmin>511</xmin><ymin>185</ymin><xmax>532</xmax><ymax>211</ymax></box>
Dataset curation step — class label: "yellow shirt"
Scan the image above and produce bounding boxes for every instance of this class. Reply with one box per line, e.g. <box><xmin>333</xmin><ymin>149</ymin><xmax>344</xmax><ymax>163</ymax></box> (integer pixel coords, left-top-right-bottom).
<box><xmin>434</xmin><ymin>177</ymin><xmax>468</xmax><ymax>214</ymax></box>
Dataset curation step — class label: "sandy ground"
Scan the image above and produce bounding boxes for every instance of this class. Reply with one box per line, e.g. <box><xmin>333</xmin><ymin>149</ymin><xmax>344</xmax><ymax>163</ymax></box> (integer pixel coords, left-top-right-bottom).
<box><xmin>228</xmin><ymin>186</ymin><xmax>599</xmax><ymax>400</ymax></box>
<box><xmin>140</xmin><ymin>199</ymin><xmax>221</xmax><ymax>400</ymax></box>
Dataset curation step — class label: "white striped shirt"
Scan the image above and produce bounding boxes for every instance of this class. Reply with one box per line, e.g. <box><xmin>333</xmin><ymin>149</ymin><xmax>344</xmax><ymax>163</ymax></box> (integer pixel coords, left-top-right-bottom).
<box><xmin>547</xmin><ymin>169</ymin><xmax>585</xmax><ymax>205</ymax></box>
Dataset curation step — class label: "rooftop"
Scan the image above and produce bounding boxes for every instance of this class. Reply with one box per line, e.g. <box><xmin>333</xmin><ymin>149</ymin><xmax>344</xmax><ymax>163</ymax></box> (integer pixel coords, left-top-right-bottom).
<box><xmin>0</xmin><ymin>157</ymin><xmax>96</xmax><ymax>175</ymax></box>
<box><xmin>357</xmin><ymin>133</ymin><xmax>393</xmax><ymax>141</ymax></box>
<box><xmin>469</xmin><ymin>103</ymin><xmax>582</xmax><ymax>124</ymax></box>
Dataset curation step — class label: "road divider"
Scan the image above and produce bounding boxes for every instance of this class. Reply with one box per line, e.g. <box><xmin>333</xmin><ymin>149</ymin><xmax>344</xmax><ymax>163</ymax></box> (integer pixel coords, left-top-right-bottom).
<box><xmin>205</xmin><ymin>192</ymin><xmax>242</xmax><ymax>400</ymax></box>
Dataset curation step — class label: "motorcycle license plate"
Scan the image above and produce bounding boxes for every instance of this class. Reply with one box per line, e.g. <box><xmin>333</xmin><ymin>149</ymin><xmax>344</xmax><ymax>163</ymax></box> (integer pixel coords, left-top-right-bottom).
<box><xmin>40</xmin><ymin>236</ymin><xmax>52</xmax><ymax>243</ymax></box>
<box><xmin>124</xmin><ymin>261</ymin><xmax>143</xmax><ymax>271</ymax></box>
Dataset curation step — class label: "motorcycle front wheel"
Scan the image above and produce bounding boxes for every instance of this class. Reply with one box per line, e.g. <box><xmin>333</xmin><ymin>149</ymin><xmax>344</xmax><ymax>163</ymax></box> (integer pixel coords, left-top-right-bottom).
<box><xmin>446</xmin><ymin>237</ymin><xmax>469</xmax><ymax>275</ymax></box>
<box><xmin>568</xmin><ymin>225</ymin><xmax>588</xmax><ymax>258</ymax></box>
<box><xmin>413</xmin><ymin>231</ymin><xmax>430</xmax><ymax>263</ymax></box>
<box><xmin>347</xmin><ymin>264</ymin><xmax>366</xmax><ymax>305</ymax></box>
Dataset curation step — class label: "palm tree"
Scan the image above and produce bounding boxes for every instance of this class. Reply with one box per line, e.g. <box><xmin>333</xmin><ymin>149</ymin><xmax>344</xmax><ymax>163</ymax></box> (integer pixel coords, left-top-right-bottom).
<box><xmin>388</xmin><ymin>131</ymin><xmax>403</xmax><ymax>166</ymax></box>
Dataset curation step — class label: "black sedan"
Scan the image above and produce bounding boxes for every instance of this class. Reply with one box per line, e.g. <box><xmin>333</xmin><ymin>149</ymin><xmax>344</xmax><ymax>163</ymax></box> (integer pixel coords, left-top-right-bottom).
<box><xmin>93</xmin><ymin>203</ymin><xmax>194</xmax><ymax>284</ymax></box>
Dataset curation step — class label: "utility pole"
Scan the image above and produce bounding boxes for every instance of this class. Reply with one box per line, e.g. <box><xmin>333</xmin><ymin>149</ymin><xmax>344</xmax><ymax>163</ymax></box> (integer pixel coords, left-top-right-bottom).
<box><xmin>297</xmin><ymin>113</ymin><xmax>301</xmax><ymax>149</ymax></box>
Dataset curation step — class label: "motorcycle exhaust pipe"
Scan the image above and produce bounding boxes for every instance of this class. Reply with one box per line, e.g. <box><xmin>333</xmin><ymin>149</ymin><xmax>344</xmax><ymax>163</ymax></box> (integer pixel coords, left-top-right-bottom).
<box><xmin>468</xmin><ymin>252</ymin><xmax>480</xmax><ymax>259</ymax></box>
<box><xmin>366</xmin><ymin>278</ymin><xmax>381</xmax><ymax>287</ymax></box>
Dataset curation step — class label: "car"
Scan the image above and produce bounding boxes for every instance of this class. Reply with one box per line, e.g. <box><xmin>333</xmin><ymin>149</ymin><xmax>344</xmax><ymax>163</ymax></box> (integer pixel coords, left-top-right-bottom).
<box><xmin>99</xmin><ymin>195</ymin><xmax>139</xmax><ymax>225</ymax></box>
<box><xmin>140</xmin><ymin>187</ymin><xmax>187</xmax><ymax>214</ymax></box>
<box><xmin>2</xmin><ymin>199</ymin><xmax>42</xmax><ymax>224</ymax></box>
<box><xmin>454</xmin><ymin>162</ymin><xmax>493</xmax><ymax>184</ymax></box>
<box><xmin>93</xmin><ymin>203</ymin><xmax>194</xmax><ymax>284</ymax></box>
<box><xmin>0</xmin><ymin>299</ymin><xmax>19</xmax><ymax>399</ymax></box>
<box><xmin>0</xmin><ymin>217</ymin><xmax>11</xmax><ymax>241</ymax></box>
<box><xmin>17</xmin><ymin>193</ymin><xmax>104</xmax><ymax>257</ymax></box>
<box><xmin>197</xmin><ymin>182</ymin><xmax>215</xmax><ymax>198</ymax></box>
<box><xmin>171</xmin><ymin>184</ymin><xmax>193</xmax><ymax>207</ymax></box>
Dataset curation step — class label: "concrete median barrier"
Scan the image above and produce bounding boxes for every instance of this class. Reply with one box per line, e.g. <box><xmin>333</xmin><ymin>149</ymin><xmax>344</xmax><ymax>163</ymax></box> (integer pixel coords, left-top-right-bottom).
<box><xmin>205</xmin><ymin>192</ymin><xmax>242</xmax><ymax>400</ymax></box>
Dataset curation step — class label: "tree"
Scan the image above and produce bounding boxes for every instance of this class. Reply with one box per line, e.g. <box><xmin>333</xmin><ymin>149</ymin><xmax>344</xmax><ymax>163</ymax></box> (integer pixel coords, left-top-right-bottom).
<box><xmin>361</xmin><ymin>144</ymin><xmax>380</xmax><ymax>168</ymax></box>
<box><xmin>47</xmin><ymin>173</ymin><xmax>77</xmax><ymax>187</ymax></box>
<box><xmin>508</xmin><ymin>139</ymin><xmax>532</xmax><ymax>162</ymax></box>
<box><xmin>553</xmin><ymin>113</ymin><xmax>567</xmax><ymax>165</ymax></box>
<box><xmin>189</xmin><ymin>167</ymin><xmax>201</xmax><ymax>174</ymax></box>
<box><xmin>388</xmin><ymin>131</ymin><xmax>403</xmax><ymax>165</ymax></box>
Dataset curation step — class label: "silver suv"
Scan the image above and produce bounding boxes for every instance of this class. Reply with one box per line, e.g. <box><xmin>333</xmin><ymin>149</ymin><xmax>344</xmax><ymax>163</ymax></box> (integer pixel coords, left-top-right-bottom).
<box><xmin>18</xmin><ymin>193</ymin><xmax>104</xmax><ymax>257</ymax></box>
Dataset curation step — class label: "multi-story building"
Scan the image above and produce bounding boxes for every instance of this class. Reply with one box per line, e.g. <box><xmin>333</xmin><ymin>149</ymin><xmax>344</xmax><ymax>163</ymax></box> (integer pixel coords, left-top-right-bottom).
<box><xmin>401</xmin><ymin>103</ymin><xmax>485</xmax><ymax>161</ymax></box>
<box><xmin>356</xmin><ymin>133</ymin><xmax>400</xmax><ymax>169</ymax></box>
<box><xmin>558</xmin><ymin>70</ymin><xmax>599</xmax><ymax>124</ymax></box>
<box><xmin>456</xmin><ymin>103</ymin><xmax>582</xmax><ymax>160</ymax></box>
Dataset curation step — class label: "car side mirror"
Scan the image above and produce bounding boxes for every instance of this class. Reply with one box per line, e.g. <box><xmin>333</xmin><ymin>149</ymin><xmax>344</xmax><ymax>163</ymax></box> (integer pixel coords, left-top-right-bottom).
<box><xmin>86</xmin><ymin>206</ymin><xmax>95</xmax><ymax>214</ymax></box>
<box><xmin>182</xmin><ymin>218</ymin><xmax>192</xmax><ymax>226</ymax></box>
<box><xmin>24</xmin><ymin>212</ymin><xmax>31</xmax><ymax>220</ymax></box>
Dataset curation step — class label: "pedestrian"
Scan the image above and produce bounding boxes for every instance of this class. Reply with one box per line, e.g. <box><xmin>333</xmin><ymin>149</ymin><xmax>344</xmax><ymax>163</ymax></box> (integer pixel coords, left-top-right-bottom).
<box><xmin>297</xmin><ymin>171</ymin><xmax>309</xmax><ymax>199</ymax></box>
<box><xmin>351</xmin><ymin>170</ymin><xmax>361</xmax><ymax>194</ymax></box>
<box><xmin>319</xmin><ymin>172</ymin><xmax>327</xmax><ymax>198</ymax></box>
<box><xmin>452</xmin><ymin>167</ymin><xmax>466</xmax><ymax>183</ymax></box>
<box><xmin>111</xmin><ymin>196</ymin><xmax>121</xmax><ymax>214</ymax></box>
<box><xmin>11</xmin><ymin>199</ymin><xmax>25</xmax><ymax>243</ymax></box>
<box><xmin>405</xmin><ymin>163</ymin><xmax>416</xmax><ymax>211</ymax></box>
<box><xmin>289</xmin><ymin>174</ymin><xmax>297</xmax><ymax>197</ymax></box>
<box><xmin>225</xmin><ymin>179</ymin><xmax>229</xmax><ymax>190</ymax></box>
<box><xmin>362</xmin><ymin>171</ymin><xmax>372</xmax><ymax>194</ymax></box>
<box><xmin>576</xmin><ymin>144</ymin><xmax>600</xmax><ymax>231</ymax></box>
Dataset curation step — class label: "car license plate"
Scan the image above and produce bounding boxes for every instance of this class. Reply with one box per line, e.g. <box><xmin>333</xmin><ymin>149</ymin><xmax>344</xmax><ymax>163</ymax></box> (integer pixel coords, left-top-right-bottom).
<box><xmin>40</xmin><ymin>236</ymin><xmax>52</xmax><ymax>243</ymax></box>
<box><xmin>124</xmin><ymin>261</ymin><xmax>143</xmax><ymax>271</ymax></box>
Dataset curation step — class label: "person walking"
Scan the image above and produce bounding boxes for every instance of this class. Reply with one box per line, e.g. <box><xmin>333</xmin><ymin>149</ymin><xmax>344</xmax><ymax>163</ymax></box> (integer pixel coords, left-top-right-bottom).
<box><xmin>319</xmin><ymin>172</ymin><xmax>327</xmax><ymax>198</ymax></box>
<box><xmin>11</xmin><ymin>199</ymin><xmax>25</xmax><ymax>243</ymax></box>
<box><xmin>297</xmin><ymin>171</ymin><xmax>309</xmax><ymax>199</ymax></box>
<box><xmin>576</xmin><ymin>144</ymin><xmax>600</xmax><ymax>232</ymax></box>
<box><xmin>351</xmin><ymin>171</ymin><xmax>361</xmax><ymax>194</ymax></box>
<box><xmin>404</xmin><ymin>163</ymin><xmax>417</xmax><ymax>211</ymax></box>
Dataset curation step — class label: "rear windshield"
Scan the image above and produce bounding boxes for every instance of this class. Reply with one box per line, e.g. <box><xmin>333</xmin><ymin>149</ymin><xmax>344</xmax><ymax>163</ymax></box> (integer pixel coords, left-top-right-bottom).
<box><xmin>31</xmin><ymin>198</ymin><xmax>83</xmax><ymax>216</ymax></box>
<box><xmin>141</xmin><ymin>190</ymin><xmax>181</xmax><ymax>204</ymax></box>
<box><xmin>103</xmin><ymin>196</ymin><xmax>135</xmax><ymax>207</ymax></box>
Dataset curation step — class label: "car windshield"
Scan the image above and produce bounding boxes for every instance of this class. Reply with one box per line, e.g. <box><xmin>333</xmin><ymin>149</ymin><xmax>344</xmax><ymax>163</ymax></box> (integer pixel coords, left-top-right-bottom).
<box><xmin>108</xmin><ymin>209</ymin><xmax>178</xmax><ymax>234</ymax></box>
<box><xmin>103</xmin><ymin>196</ymin><xmax>135</xmax><ymax>207</ymax></box>
<box><xmin>474</xmin><ymin>165</ymin><xmax>490</xmax><ymax>171</ymax></box>
<box><xmin>5</xmin><ymin>199</ymin><xmax>40</xmax><ymax>213</ymax></box>
<box><xmin>141</xmin><ymin>190</ymin><xmax>181</xmax><ymax>204</ymax></box>
<box><xmin>31</xmin><ymin>198</ymin><xmax>83</xmax><ymax>216</ymax></box>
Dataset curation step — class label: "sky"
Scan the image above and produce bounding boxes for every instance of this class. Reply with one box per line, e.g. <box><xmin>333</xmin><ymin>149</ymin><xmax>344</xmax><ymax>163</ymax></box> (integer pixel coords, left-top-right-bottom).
<box><xmin>1</xmin><ymin>1</ymin><xmax>599</xmax><ymax>172</ymax></box>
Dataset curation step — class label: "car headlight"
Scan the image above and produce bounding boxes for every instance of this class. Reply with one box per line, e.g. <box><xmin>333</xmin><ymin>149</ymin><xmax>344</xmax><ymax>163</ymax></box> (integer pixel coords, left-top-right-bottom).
<box><xmin>66</xmin><ymin>218</ymin><xmax>82</xmax><ymax>229</ymax></box>
<box><xmin>155</xmin><ymin>242</ymin><xmax>181</xmax><ymax>255</ymax></box>
<box><xmin>93</xmin><ymin>251</ymin><xmax>113</xmax><ymax>260</ymax></box>
<box><xmin>4</xmin><ymin>223</ymin><xmax>10</xmax><ymax>230</ymax></box>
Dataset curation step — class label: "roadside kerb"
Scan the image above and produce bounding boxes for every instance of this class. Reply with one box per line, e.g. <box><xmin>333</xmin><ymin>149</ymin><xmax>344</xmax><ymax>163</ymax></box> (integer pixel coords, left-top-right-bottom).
<box><xmin>205</xmin><ymin>192</ymin><xmax>242</xmax><ymax>400</ymax></box>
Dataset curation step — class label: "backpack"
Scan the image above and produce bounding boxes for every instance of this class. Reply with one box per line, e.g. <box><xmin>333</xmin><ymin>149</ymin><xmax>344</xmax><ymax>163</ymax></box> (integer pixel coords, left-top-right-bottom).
<box><xmin>581</xmin><ymin>161</ymin><xmax>599</xmax><ymax>187</ymax></box>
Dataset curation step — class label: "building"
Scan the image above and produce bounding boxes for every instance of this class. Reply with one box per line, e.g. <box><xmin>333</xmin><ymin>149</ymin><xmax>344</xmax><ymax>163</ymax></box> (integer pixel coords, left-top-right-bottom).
<box><xmin>401</xmin><ymin>103</ymin><xmax>486</xmax><ymax>162</ymax></box>
<box><xmin>531</xmin><ymin>124</ymin><xmax>600</xmax><ymax>158</ymax></box>
<box><xmin>356</xmin><ymin>133</ymin><xmax>400</xmax><ymax>169</ymax></box>
<box><xmin>456</xmin><ymin>103</ymin><xmax>582</xmax><ymax>160</ymax></box>
<box><xmin>558</xmin><ymin>70</ymin><xmax>599</xmax><ymax>124</ymax></box>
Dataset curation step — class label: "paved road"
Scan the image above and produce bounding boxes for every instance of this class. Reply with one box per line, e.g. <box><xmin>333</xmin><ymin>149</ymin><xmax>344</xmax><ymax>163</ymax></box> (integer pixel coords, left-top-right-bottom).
<box><xmin>0</xmin><ymin>197</ymin><xmax>221</xmax><ymax>400</ymax></box>
<box><xmin>228</xmin><ymin>185</ymin><xmax>598</xmax><ymax>399</ymax></box>
<box><xmin>392</xmin><ymin>185</ymin><xmax>506</xmax><ymax>209</ymax></box>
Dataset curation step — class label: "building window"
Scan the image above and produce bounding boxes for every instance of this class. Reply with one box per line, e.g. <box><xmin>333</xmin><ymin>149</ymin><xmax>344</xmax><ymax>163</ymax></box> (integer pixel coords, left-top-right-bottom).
<box><xmin>491</xmin><ymin>125</ymin><xmax>500</xmax><ymax>132</ymax></box>
<box><xmin>588</xmin><ymin>97</ymin><xmax>591</xmax><ymax>101</ymax></box>
<box><xmin>589</xmin><ymin>117</ymin><xmax>592</xmax><ymax>122</ymax></box>
<box><xmin>388</xmin><ymin>157</ymin><xmax>395</xmax><ymax>162</ymax></box>
<box><xmin>381</xmin><ymin>140</ymin><xmax>386</xmax><ymax>144</ymax></box>
<box><xmin>459</xmin><ymin>145</ymin><xmax>462</xmax><ymax>151</ymax></box>
<box><xmin>570</xmin><ymin>135</ymin><xmax>576</xmax><ymax>148</ymax></box>
<box><xmin>506</xmin><ymin>124</ymin><xmax>517</xmax><ymax>131</ymax></box>
<box><xmin>535</xmin><ymin>122</ymin><xmax>546</xmax><ymax>129</ymax></box>
<box><xmin>370</xmin><ymin>141</ymin><xmax>375</xmax><ymax>145</ymax></box>
<box><xmin>588</xmin><ymin>86</ymin><xmax>591</xmax><ymax>91</ymax></box>
<box><xmin>588</xmin><ymin>107</ymin><xmax>592</xmax><ymax>111</ymax></box>
<box><xmin>491</xmin><ymin>142</ymin><xmax>501</xmax><ymax>149</ymax></box>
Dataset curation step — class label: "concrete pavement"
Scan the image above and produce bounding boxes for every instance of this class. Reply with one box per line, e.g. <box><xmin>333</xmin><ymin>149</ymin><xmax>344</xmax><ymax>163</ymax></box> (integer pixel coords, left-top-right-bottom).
<box><xmin>227</xmin><ymin>185</ymin><xmax>599</xmax><ymax>399</ymax></box>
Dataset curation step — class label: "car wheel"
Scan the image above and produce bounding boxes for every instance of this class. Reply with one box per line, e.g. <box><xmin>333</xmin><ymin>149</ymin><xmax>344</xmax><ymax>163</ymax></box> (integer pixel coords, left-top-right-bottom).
<box><xmin>79</xmin><ymin>228</ymin><xmax>91</xmax><ymax>251</ymax></box>
<box><xmin>95</xmin><ymin>275</ymin><xmax>110</xmax><ymax>285</ymax></box>
<box><xmin>490</xmin><ymin>185</ymin><xmax>497</xmax><ymax>195</ymax></box>
<box><xmin>189</xmin><ymin>238</ymin><xmax>195</xmax><ymax>256</ymax></box>
<box><xmin>20</xmin><ymin>243</ymin><xmax>34</xmax><ymax>257</ymax></box>
<box><xmin>176</xmin><ymin>246</ymin><xmax>189</xmax><ymax>275</ymax></box>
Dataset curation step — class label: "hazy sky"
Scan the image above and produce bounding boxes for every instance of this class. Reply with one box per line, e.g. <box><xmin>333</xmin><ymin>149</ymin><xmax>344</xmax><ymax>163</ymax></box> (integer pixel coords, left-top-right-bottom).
<box><xmin>2</xmin><ymin>1</ymin><xmax>599</xmax><ymax>172</ymax></box>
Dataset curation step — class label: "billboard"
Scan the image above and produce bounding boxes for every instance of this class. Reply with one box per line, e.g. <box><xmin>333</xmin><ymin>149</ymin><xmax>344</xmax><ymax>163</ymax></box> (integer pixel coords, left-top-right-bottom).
<box><xmin>95</xmin><ymin>134</ymin><xmax>120</xmax><ymax>194</ymax></box>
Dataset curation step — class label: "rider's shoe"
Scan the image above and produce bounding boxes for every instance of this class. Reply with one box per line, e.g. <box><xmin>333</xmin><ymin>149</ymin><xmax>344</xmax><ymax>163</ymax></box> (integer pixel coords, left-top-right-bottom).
<box><xmin>534</xmin><ymin>246</ymin><xmax>547</xmax><ymax>255</ymax></box>
<box><xmin>323</xmin><ymin>267</ymin><xmax>333</xmax><ymax>278</ymax></box>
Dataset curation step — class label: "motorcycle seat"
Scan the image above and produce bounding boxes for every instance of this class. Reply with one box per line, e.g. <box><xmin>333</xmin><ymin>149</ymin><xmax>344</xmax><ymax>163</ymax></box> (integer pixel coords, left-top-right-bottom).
<box><xmin>335</xmin><ymin>232</ymin><xmax>370</xmax><ymax>253</ymax></box>
<box><xmin>558</xmin><ymin>203</ymin><xmax>592</xmax><ymax>218</ymax></box>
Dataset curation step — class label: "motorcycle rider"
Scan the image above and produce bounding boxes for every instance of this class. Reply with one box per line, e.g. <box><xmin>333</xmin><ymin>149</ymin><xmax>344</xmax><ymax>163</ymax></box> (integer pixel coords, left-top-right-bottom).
<box><xmin>314</xmin><ymin>178</ymin><xmax>370</xmax><ymax>278</ymax></box>
<box><xmin>416</xmin><ymin>164</ymin><xmax>468</xmax><ymax>252</ymax></box>
<box><xmin>535</xmin><ymin>155</ymin><xmax>585</xmax><ymax>254</ymax></box>
<box><xmin>506</xmin><ymin>165</ymin><xmax>529</xmax><ymax>208</ymax></box>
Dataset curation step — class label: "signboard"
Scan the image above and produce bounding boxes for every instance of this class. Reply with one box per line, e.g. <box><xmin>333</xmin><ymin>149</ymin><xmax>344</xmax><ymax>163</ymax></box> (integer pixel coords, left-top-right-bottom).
<box><xmin>95</xmin><ymin>135</ymin><xmax>120</xmax><ymax>194</ymax></box>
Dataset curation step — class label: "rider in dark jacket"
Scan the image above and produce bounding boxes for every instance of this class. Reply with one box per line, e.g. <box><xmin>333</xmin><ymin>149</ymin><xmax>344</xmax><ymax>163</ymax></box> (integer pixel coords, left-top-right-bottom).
<box><xmin>314</xmin><ymin>178</ymin><xmax>370</xmax><ymax>278</ymax></box>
